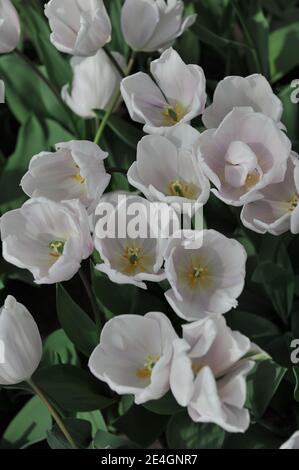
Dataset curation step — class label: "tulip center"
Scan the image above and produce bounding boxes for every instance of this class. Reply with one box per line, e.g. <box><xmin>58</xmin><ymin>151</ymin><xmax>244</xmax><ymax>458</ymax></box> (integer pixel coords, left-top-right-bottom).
<box><xmin>192</xmin><ymin>361</ymin><xmax>203</xmax><ymax>377</ymax></box>
<box><xmin>245</xmin><ymin>170</ymin><xmax>261</xmax><ymax>189</ymax></box>
<box><xmin>48</xmin><ymin>240</ymin><xmax>65</xmax><ymax>258</ymax></box>
<box><xmin>120</xmin><ymin>245</ymin><xmax>146</xmax><ymax>275</ymax></box>
<box><xmin>73</xmin><ymin>165</ymin><xmax>86</xmax><ymax>185</ymax></box>
<box><xmin>162</xmin><ymin>102</ymin><xmax>185</xmax><ymax>126</ymax></box>
<box><xmin>137</xmin><ymin>354</ymin><xmax>160</xmax><ymax>380</ymax></box>
<box><xmin>288</xmin><ymin>193</ymin><xmax>299</xmax><ymax>212</ymax></box>
<box><xmin>188</xmin><ymin>265</ymin><xmax>209</xmax><ymax>289</ymax></box>
<box><xmin>168</xmin><ymin>179</ymin><xmax>199</xmax><ymax>199</ymax></box>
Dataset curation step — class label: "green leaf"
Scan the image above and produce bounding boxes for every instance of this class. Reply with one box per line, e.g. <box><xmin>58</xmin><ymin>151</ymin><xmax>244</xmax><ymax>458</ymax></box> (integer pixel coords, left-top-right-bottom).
<box><xmin>47</xmin><ymin>418</ymin><xmax>91</xmax><ymax>449</ymax></box>
<box><xmin>143</xmin><ymin>391</ymin><xmax>183</xmax><ymax>416</ymax></box>
<box><xmin>270</xmin><ymin>22</ymin><xmax>299</xmax><ymax>83</ymax></box>
<box><xmin>106</xmin><ymin>114</ymin><xmax>144</xmax><ymax>150</ymax></box>
<box><xmin>246</xmin><ymin>360</ymin><xmax>287</xmax><ymax>418</ymax></box>
<box><xmin>21</xmin><ymin>5</ymin><xmax>72</xmax><ymax>89</ymax></box>
<box><xmin>166</xmin><ymin>411</ymin><xmax>225</xmax><ymax>449</ymax></box>
<box><xmin>226</xmin><ymin>310</ymin><xmax>281</xmax><ymax>349</ymax></box>
<box><xmin>76</xmin><ymin>411</ymin><xmax>107</xmax><ymax>438</ymax></box>
<box><xmin>56</xmin><ymin>284</ymin><xmax>98</xmax><ymax>357</ymax></box>
<box><xmin>42</xmin><ymin>329</ymin><xmax>79</xmax><ymax>367</ymax></box>
<box><xmin>0</xmin><ymin>53</ymin><xmax>70</xmax><ymax>127</ymax></box>
<box><xmin>33</xmin><ymin>365</ymin><xmax>115</xmax><ymax>412</ymax></box>
<box><xmin>115</xmin><ymin>405</ymin><xmax>169</xmax><ymax>448</ymax></box>
<box><xmin>224</xmin><ymin>423</ymin><xmax>284</xmax><ymax>449</ymax></box>
<box><xmin>0</xmin><ymin>396</ymin><xmax>52</xmax><ymax>449</ymax></box>
<box><xmin>93</xmin><ymin>430</ymin><xmax>138</xmax><ymax>449</ymax></box>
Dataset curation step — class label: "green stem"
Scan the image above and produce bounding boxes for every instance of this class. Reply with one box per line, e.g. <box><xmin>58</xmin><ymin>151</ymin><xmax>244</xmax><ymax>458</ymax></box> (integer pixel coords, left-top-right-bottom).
<box><xmin>231</xmin><ymin>0</ymin><xmax>262</xmax><ymax>73</ymax></box>
<box><xmin>104</xmin><ymin>46</ymin><xmax>125</xmax><ymax>78</ymax></box>
<box><xmin>79</xmin><ymin>268</ymin><xmax>102</xmax><ymax>330</ymax></box>
<box><xmin>106</xmin><ymin>167</ymin><xmax>128</xmax><ymax>175</ymax></box>
<box><xmin>93</xmin><ymin>51</ymin><xmax>136</xmax><ymax>145</ymax></box>
<box><xmin>27</xmin><ymin>378</ymin><xmax>78</xmax><ymax>450</ymax></box>
<box><xmin>14</xmin><ymin>49</ymin><xmax>77</xmax><ymax>133</ymax></box>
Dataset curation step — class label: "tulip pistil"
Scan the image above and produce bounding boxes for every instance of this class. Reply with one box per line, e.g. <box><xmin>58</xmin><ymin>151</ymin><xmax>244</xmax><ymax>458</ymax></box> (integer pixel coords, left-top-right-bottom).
<box><xmin>288</xmin><ymin>193</ymin><xmax>299</xmax><ymax>212</ymax></box>
<box><xmin>168</xmin><ymin>179</ymin><xmax>199</xmax><ymax>199</ymax></box>
<box><xmin>188</xmin><ymin>265</ymin><xmax>209</xmax><ymax>289</ymax></box>
<box><xmin>162</xmin><ymin>102</ymin><xmax>185</xmax><ymax>126</ymax></box>
<box><xmin>49</xmin><ymin>240</ymin><xmax>65</xmax><ymax>258</ymax></box>
<box><xmin>73</xmin><ymin>165</ymin><xmax>86</xmax><ymax>185</ymax></box>
<box><xmin>137</xmin><ymin>354</ymin><xmax>160</xmax><ymax>380</ymax></box>
<box><xmin>121</xmin><ymin>245</ymin><xmax>147</xmax><ymax>275</ymax></box>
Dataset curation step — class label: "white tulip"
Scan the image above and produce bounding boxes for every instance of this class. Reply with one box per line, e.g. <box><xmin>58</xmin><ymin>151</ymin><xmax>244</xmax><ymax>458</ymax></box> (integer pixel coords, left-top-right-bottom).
<box><xmin>170</xmin><ymin>317</ymin><xmax>254</xmax><ymax>432</ymax></box>
<box><xmin>89</xmin><ymin>312</ymin><xmax>178</xmax><ymax>404</ymax></box>
<box><xmin>62</xmin><ymin>49</ymin><xmax>125</xmax><ymax>118</ymax></box>
<box><xmin>121</xmin><ymin>0</ymin><xmax>196</xmax><ymax>52</ymax></box>
<box><xmin>21</xmin><ymin>140</ymin><xmax>110</xmax><ymax>213</ymax></box>
<box><xmin>121</xmin><ymin>47</ymin><xmax>206</xmax><ymax>134</ymax></box>
<box><xmin>241</xmin><ymin>155</ymin><xmax>299</xmax><ymax>235</ymax></box>
<box><xmin>164</xmin><ymin>229</ymin><xmax>247</xmax><ymax>321</ymax></box>
<box><xmin>202</xmin><ymin>74</ymin><xmax>283</xmax><ymax>129</ymax></box>
<box><xmin>280</xmin><ymin>431</ymin><xmax>299</xmax><ymax>449</ymax></box>
<box><xmin>0</xmin><ymin>198</ymin><xmax>93</xmax><ymax>284</ymax></box>
<box><xmin>0</xmin><ymin>296</ymin><xmax>42</xmax><ymax>385</ymax></box>
<box><xmin>199</xmin><ymin>108</ymin><xmax>291</xmax><ymax>206</ymax></box>
<box><xmin>44</xmin><ymin>0</ymin><xmax>111</xmax><ymax>56</ymax></box>
<box><xmin>94</xmin><ymin>194</ymin><xmax>179</xmax><ymax>289</ymax></box>
<box><xmin>0</xmin><ymin>0</ymin><xmax>20</xmax><ymax>54</ymax></box>
<box><xmin>128</xmin><ymin>125</ymin><xmax>210</xmax><ymax>213</ymax></box>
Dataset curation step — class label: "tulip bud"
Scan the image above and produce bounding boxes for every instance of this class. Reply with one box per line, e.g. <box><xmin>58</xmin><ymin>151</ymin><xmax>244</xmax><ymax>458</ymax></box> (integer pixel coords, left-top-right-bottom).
<box><xmin>0</xmin><ymin>296</ymin><xmax>42</xmax><ymax>385</ymax></box>
<box><xmin>0</xmin><ymin>0</ymin><xmax>20</xmax><ymax>54</ymax></box>
<box><xmin>45</xmin><ymin>0</ymin><xmax>111</xmax><ymax>56</ymax></box>
<box><xmin>121</xmin><ymin>0</ymin><xmax>196</xmax><ymax>52</ymax></box>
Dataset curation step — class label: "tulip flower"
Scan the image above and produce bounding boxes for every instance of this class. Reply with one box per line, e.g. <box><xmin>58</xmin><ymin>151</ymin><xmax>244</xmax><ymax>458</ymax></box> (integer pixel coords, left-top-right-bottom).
<box><xmin>121</xmin><ymin>0</ymin><xmax>196</xmax><ymax>52</ymax></box>
<box><xmin>202</xmin><ymin>74</ymin><xmax>283</xmax><ymax>129</ymax></box>
<box><xmin>164</xmin><ymin>229</ymin><xmax>247</xmax><ymax>321</ymax></box>
<box><xmin>128</xmin><ymin>125</ymin><xmax>210</xmax><ymax>213</ymax></box>
<box><xmin>121</xmin><ymin>47</ymin><xmax>206</xmax><ymax>134</ymax></box>
<box><xmin>44</xmin><ymin>0</ymin><xmax>111</xmax><ymax>56</ymax></box>
<box><xmin>0</xmin><ymin>296</ymin><xmax>42</xmax><ymax>385</ymax></box>
<box><xmin>21</xmin><ymin>140</ymin><xmax>110</xmax><ymax>213</ymax></box>
<box><xmin>199</xmin><ymin>108</ymin><xmax>291</xmax><ymax>206</ymax></box>
<box><xmin>0</xmin><ymin>198</ymin><xmax>93</xmax><ymax>284</ymax></box>
<box><xmin>62</xmin><ymin>49</ymin><xmax>125</xmax><ymax>118</ymax></box>
<box><xmin>170</xmin><ymin>316</ymin><xmax>254</xmax><ymax>432</ymax></box>
<box><xmin>89</xmin><ymin>312</ymin><xmax>178</xmax><ymax>404</ymax></box>
<box><xmin>241</xmin><ymin>155</ymin><xmax>299</xmax><ymax>235</ymax></box>
<box><xmin>94</xmin><ymin>194</ymin><xmax>180</xmax><ymax>289</ymax></box>
<box><xmin>280</xmin><ymin>431</ymin><xmax>299</xmax><ymax>449</ymax></box>
<box><xmin>0</xmin><ymin>0</ymin><xmax>20</xmax><ymax>53</ymax></box>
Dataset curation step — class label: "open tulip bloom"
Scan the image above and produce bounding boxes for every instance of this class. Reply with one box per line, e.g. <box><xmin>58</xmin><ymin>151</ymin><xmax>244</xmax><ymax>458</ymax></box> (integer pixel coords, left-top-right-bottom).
<box><xmin>121</xmin><ymin>47</ymin><xmax>206</xmax><ymax>134</ymax></box>
<box><xmin>164</xmin><ymin>229</ymin><xmax>247</xmax><ymax>321</ymax></box>
<box><xmin>89</xmin><ymin>312</ymin><xmax>178</xmax><ymax>404</ymax></box>
<box><xmin>0</xmin><ymin>296</ymin><xmax>42</xmax><ymax>385</ymax></box>
<box><xmin>121</xmin><ymin>0</ymin><xmax>197</xmax><ymax>52</ymax></box>
<box><xmin>202</xmin><ymin>74</ymin><xmax>283</xmax><ymax>129</ymax></box>
<box><xmin>170</xmin><ymin>316</ymin><xmax>255</xmax><ymax>433</ymax></box>
<box><xmin>0</xmin><ymin>198</ymin><xmax>93</xmax><ymax>284</ymax></box>
<box><xmin>128</xmin><ymin>125</ymin><xmax>210</xmax><ymax>214</ymax></box>
<box><xmin>45</xmin><ymin>0</ymin><xmax>111</xmax><ymax>56</ymax></box>
<box><xmin>199</xmin><ymin>108</ymin><xmax>291</xmax><ymax>206</ymax></box>
<box><xmin>21</xmin><ymin>140</ymin><xmax>111</xmax><ymax>213</ymax></box>
<box><xmin>94</xmin><ymin>194</ymin><xmax>180</xmax><ymax>289</ymax></box>
<box><xmin>241</xmin><ymin>154</ymin><xmax>299</xmax><ymax>235</ymax></box>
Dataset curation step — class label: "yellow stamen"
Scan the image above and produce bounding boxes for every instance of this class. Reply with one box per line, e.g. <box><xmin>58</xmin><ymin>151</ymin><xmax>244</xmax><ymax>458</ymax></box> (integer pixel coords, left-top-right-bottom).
<box><xmin>121</xmin><ymin>246</ymin><xmax>145</xmax><ymax>275</ymax></box>
<box><xmin>72</xmin><ymin>165</ymin><xmax>86</xmax><ymax>184</ymax></box>
<box><xmin>245</xmin><ymin>171</ymin><xmax>260</xmax><ymax>189</ymax></box>
<box><xmin>188</xmin><ymin>265</ymin><xmax>209</xmax><ymax>289</ymax></box>
<box><xmin>168</xmin><ymin>179</ymin><xmax>199</xmax><ymax>199</ymax></box>
<box><xmin>192</xmin><ymin>362</ymin><xmax>203</xmax><ymax>376</ymax></box>
<box><xmin>162</xmin><ymin>102</ymin><xmax>185</xmax><ymax>126</ymax></box>
<box><xmin>49</xmin><ymin>240</ymin><xmax>65</xmax><ymax>258</ymax></box>
<box><xmin>288</xmin><ymin>194</ymin><xmax>299</xmax><ymax>212</ymax></box>
<box><xmin>137</xmin><ymin>354</ymin><xmax>160</xmax><ymax>380</ymax></box>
